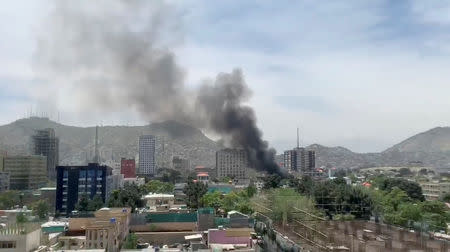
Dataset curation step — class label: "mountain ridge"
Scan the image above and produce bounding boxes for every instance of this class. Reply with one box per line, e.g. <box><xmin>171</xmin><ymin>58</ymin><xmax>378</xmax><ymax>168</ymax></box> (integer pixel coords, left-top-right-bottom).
<box><xmin>1</xmin><ymin>118</ymin><xmax>450</xmax><ymax>170</ymax></box>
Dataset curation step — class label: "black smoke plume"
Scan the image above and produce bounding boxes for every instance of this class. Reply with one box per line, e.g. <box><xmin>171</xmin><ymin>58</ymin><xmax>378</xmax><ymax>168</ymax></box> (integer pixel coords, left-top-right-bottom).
<box><xmin>36</xmin><ymin>0</ymin><xmax>282</xmax><ymax>175</ymax></box>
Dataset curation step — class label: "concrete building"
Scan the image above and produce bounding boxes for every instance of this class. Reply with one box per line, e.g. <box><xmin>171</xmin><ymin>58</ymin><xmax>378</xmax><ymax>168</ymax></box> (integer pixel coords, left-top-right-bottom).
<box><xmin>216</xmin><ymin>149</ymin><xmax>249</xmax><ymax>179</ymax></box>
<box><xmin>283</xmin><ymin>147</ymin><xmax>316</xmax><ymax>175</ymax></box>
<box><xmin>120</xmin><ymin>158</ymin><xmax>136</xmax><ymax>178</ymax></box>
<box><xmin>55</xmin><ymin>163</ymin><xmax>112</xmax><ymax>215</ymax></box>
<box><xmin>85</xmin><ymin>208</ymin><xmax>131</xmax><ymax>252</ymax></box>
<box><xmin>144</xmin><ymin>193</ymin><xmax>175</xmax><ymax>211</ymax></box>
<box><xmin>3</xmin><ymin>155</ymin><xmax>47</xmax><ymax>190</ymax></box>
<box><xmin>197</xmin><ymin>172</ymin><xmax>209</xmax><ymax>184</ymax></box>
<box><xmin>123</xmin><ymin>177</ymin><xmax>145</xmax><ymax>187</ymax></box>
<box><xmin>31</xmin><ymin>128</ymin><xmax>59</xmax><ymax>180</ymax></box>
<box><xmin>0</xmin><ymin>223</ymin><xmax>41</xmax><ymax>252</ymax></box>
<box><xmin>0</xmin><ymin>172</ymin><xmax>9</xmax><ymax>192</ymax></box>
<box><xmin>0</xmin><ymin>150</ymin><xmax>6</xmax><ymax>172</ymax></box>
<box><xmin>195</xmin><ymin>166</ymin><xmax>217</xmax><ymax>180</ymax></box>
<box><xmin>420</xmin><ymin>182</ymin><xmax>450</xmax><ymax>200</ymax></box>
<box><xmin>139</xmin><ymin>135</ymin><xmax>156</xmax><ymax>176</ymax></box>
<box><xmin>172</xmin><ymin>156</ymin><xmax>190</xmax><ymax>171</ymax></box>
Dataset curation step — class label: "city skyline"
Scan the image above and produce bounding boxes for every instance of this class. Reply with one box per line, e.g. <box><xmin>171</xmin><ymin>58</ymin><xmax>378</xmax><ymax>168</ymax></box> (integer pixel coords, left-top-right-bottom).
<box><xmin>3</xmin><ymin>1</ymin><xmax>450</xmax><ymax>154</ymax></box>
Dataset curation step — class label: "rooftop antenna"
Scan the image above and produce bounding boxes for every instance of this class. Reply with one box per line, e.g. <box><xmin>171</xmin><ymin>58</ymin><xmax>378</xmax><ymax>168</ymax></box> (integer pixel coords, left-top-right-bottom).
<box><xmin>297</xmin><ymin>127</ymin><xmax>300</xmax><ymax>148</ymax></box>
<box><xmin>94</xmin><ymin>126</ymin><xmax>99</xmax><ymax>163</ymax></box>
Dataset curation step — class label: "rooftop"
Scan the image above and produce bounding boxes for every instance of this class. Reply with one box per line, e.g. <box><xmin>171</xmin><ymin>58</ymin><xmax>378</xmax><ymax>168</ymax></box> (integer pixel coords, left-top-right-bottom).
<box><xmin>144</xmin><ymin>193</ymin><xmax>175</xmax><ymax>199</ymax></box>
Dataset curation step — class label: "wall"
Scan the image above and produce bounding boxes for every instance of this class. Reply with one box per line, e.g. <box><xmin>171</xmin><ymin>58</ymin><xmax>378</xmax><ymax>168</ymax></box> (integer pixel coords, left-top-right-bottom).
<box><xmin>0</xmin><ymin>228</ymin><xmax>41</xmax><ymax>252</ymax></box>
<box><xmin>135</xmin><ymin>231</ymin><xmax>198</xmax><ymax>246</ymax></box>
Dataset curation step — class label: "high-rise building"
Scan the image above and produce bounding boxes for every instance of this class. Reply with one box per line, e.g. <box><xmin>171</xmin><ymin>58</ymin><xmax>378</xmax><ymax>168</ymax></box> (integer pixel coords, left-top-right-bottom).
<box><xmin>3</xmin><ymin>155</ymin><xmax>47</xmax><ymax>190</ymax></box>
<box><xmin>283</xmin><ymin>147</ymin><xmax>316</xmax><ymax>175</ymax></box>
<box><xmin>120</xmin><ymin>158</ymin><xmax>136</xmax><ymax>178</ymax></box>
<box><xmin>55</xmin><ymin>163</ymin><xmax>112</xmax><ymax>215</ymax></box>
<box><xmin>31</xmin><ymin>128</ymin><xmax>59</xmax><ymax>180</ymax></box>
<box><xmin>139</xmin><ymin>135</ymin><xmax>156</xmax><ymax>176</ymax></box>
<box><xmin>216</xmin><ymin>149</ymin><xmax>249</xmax><ymax>179</ymax></box>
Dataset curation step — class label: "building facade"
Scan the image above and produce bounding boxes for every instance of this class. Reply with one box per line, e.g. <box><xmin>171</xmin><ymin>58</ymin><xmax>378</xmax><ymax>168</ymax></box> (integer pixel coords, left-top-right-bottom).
<box><xmin>138</xmin><ymin>135</ymin><xmax>156</xmax><ymax>176</ymax></box>
<box><xmin>120</xmin><ymin>158</ymin><xmax>136</xmax><ymax>178</ymax></box>
<box><xmin>0</xmin><ymin>223</ymin><xmax>41</xmax><ymax>252</ymax></box>
<box><xmin>283</xmin><ymin>147</ymin><xmax>316</xmax><ymax>175</ymax></box>
<box><xmin>0</xmin><ymin>150</ymin><xmax>6</xmax><ymax>172</ymax></box>
<box><xmin>172</xmin><ymin>156</ymin><xmax>190</xmax><ymax>171</ymax></box>
<box><xmin>3</xmin><ymin>155</ymin><xmax>47</xmax><ymax>190</ymax></box>
<box><xmin>216</xmin><ymin>149</ymin><xmax>249</xmax><ymax>179</ymax></box>
<box><xmin>420</xmin><ymin>182</ymin><xmax>450</xmax><ymax>201</ymax></box>
<box><xmin>0</xmin><ymin>172</ymin><xmax>10</xmax><ymax>192</ymax></box>
<box><xmin>55</xmin><ymin>163</ymin><xmax>112</xmax><ymax>215</ymax></box>
<box><xmin>31</xmin><ymin>128</ymin><xmax>59</xmax><ymax>180</ymax></box>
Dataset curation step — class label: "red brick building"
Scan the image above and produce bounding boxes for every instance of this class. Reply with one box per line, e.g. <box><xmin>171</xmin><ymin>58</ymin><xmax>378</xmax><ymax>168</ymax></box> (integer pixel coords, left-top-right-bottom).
<box><xmin>120</xmin><ymin>158</ymin><xmax>136</xmax><ymax>178</ymax></box>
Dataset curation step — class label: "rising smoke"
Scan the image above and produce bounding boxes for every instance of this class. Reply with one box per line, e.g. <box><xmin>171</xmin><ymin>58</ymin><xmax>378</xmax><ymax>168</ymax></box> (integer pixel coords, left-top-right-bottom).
<box><xmin>35</xmin><ymin>0</ymin><xmax>281</xmax><ymax>175</ymax></box>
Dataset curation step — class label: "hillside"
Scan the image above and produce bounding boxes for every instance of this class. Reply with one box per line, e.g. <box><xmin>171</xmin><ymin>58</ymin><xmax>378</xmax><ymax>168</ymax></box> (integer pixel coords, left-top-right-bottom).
<box><xmin>0</xmin><ymin>117</ymin><xmax>219</xmax><ymax>167</ymax></box>
<box><xmin>308</xmin><ymin>127</ymin><xmax>450</xmax><ymax>169</ymax></box>
<box><xmin>1</xmin><ymin>118</ymin><xmax>450</xmax><ymax>170</ymax></box>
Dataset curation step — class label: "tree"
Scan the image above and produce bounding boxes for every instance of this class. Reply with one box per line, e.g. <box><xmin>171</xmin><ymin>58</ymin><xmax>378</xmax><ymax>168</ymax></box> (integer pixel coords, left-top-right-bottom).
<box><xmin>291</xmin><ymin>176</ymin><xmax>314</xmax><ymax>196</ymax></box>
<box><xmin>32</xmin><ymin>200</ymin><xmax>50</xmax><ymax>220</ymax></box>
<box><xmin>253</xmin><ymin>188</ymin><xmax>319</xmax><ymax>227</ymax></box>
<box><xmin>201</xmin><ymin>191</ymin><xmax>223</xmax><ymax>211</ymax></box>
<box><xmin>263</xmin><ymin>174</ymin><xmax>281</xmax><ymax>189</ymax></box>
<box><xmin>75</xmin><ymin>194</ymin><xmax>90</xmax><ymax>212</ymax></box>
<box><xmin>0</xmin><ymin>191</ymin><xmax>21</xmax><ymax>209</ymax></box>
<box><xmin>183</xmin><ymin>180</ymin><xmax>207</xmax><ymax>209</ymax></box>
<box><xmin>441</xmin><ymin>193</ymin><xmax>450</xmax><ymax>203</ymax></box>
<box><xmin>378</xmin><ymin>177</ymin><xmax>425</xmax><ymax>201</ymax></box>
<box><xmin>123</xmin><ymin>233</ymin><xmax>138</xmax><ymax>249</ymax></box>
<box><xmin>108</xmin><ymin>184</ymin><xmax>145</xmax><ymax>212</ymax></box>
<box><xmin>140</xmin><ymin>180</ymin><xmax>174</xmax><ymax>195</ymax></box>
<box><xmin>88</xmin><ymin>195</ymin><xmax>104</xmax><ymax>211</ymax></box>
<box><xmin>16</xmin><ymin>213</ymin><xmax>28</xmax><ymax>224</ymax></box>
<box><xmin>160</xmin><ymin>169</ymin><xmax>182</xmax><ymax>184</ymax></box>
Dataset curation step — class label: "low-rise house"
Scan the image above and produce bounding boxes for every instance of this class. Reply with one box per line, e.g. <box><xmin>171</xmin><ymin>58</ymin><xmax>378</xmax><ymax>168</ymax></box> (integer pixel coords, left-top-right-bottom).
<box><xmin>208</xmin><ymin>227</ymin><xmax>254</xmax><ymax>249</ymax></box>
<box><xmin>130</xmin><ymin>212</ymin><xmax>198</xmax><ymax>232</ymax></box>
<box><xmin>144</xmin><ymin>193</ymin><xmax>175</xmax><ymax>211</ymax></box>
<box><xmin>85</xmin><ymin>218</ymin><xmax>121</xmax><ymax>251</ymax></box>
<box><xmin>0</xmin><ymin>223</ymin><xmax>41</xmax><ymax>251</ymax></box>
<box><xmin>420</xmin><ymin>182</ymin><xmax>450</xmax><ymax>200</ymax></box>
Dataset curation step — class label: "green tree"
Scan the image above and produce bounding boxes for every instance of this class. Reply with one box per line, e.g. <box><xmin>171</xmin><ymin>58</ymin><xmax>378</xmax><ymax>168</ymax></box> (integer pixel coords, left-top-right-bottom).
<box><xmin>75</xmin><ymin>194</ymin><xmax>90</xmax><ymax>212</ymax></box>
<box><xmin>160</xmin><ymin>169</ymin><xmax>182</xmax><ymax>184</ymax></box>
<box><xmin>201</xmin><ymin>191</ymin><xmax>223</xmax><ymax>211</ymax></box>
<box><xmin>253</xmin><ymin>188</ymin><xmax>319</xmax><ymax>227</ymax></box>
<box><xmin>140</xmin><ymin>180</ymin><xmax>174</xmax><ymax>194</ymax></box>
<box><xmin>263</xmin><ymin>174</ymin><xmax>282</xmax><ymax>189</ymax></box>
<box><xmin>123</xmin><ymin>233</ymin><xmax>138</xmax><ymax>249</ymax></box>
<box><xmin>291</xmin><ymin>176</ymin><xmax>314</xmax><ymax>196</ymax></box>
<box><xmin>32</xmin><ymin>200</ymin><xmax>50</xmax><ymax>220</ymax></box>
<box><xmin>88</xmin><ymin>195</ymin><xmax>104</xmax><ymax>211</ymax></box>
<box><xmin>16</xmin><ymin>212</ymin><xmax>28</xmax><ymax>224</ymax></box>
<box><xmin>183</xmin><ymin>180</ymin><xmax>207</xmax><ymax>209</ymax></box>
<box><xmin>108</xmin><ymin>184</ymin><xmax>145</xmax><ymax>212</ymax></box>
<box><xmin>0</xmin><ymin>191</ymin><xmax>21</xmax><ymax>209</ymax></box>
<box><xmin>378</xmin><ymin>177</ymin><xmax>425</xmax><ymax>201</ymax></box>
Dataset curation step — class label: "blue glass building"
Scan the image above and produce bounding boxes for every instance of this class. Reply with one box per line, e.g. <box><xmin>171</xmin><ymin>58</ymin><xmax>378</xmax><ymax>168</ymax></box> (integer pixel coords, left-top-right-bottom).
<box><xmin>55</xmin><ymin>163</ymin><xmax>112</xmax><ymax>216</ymax></box>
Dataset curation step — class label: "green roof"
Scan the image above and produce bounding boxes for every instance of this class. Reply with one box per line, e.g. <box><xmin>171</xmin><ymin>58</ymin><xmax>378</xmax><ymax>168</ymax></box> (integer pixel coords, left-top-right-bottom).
<box><xmin>145</xmin><ymin>213</ymin><xmax>197</xmax><ymax>223</ymax></box>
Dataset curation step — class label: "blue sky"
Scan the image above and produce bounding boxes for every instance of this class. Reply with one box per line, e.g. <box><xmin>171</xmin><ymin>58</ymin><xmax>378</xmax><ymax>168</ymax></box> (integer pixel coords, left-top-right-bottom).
<box><xmin>2</xmin><ymin>1</ymin><xmax>450</xmax><ymax>153</ymax></box>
